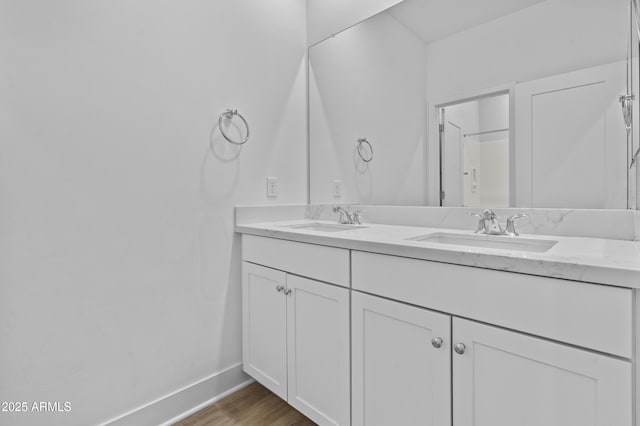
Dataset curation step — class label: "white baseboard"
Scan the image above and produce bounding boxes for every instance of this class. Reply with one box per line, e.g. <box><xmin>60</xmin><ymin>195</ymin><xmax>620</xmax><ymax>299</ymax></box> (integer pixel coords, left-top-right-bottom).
<box><xmin>102</xmin><ymin>363</ymin><xmax>253</xmax><ymax>426</ymax></box>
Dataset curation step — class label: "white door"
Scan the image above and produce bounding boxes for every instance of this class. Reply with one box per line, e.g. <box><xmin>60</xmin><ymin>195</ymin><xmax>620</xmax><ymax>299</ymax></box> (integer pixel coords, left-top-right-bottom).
<box><xmin>242</xmin><ymin>262</ymin><xmax>288</xmax><ymax>399</ymax></box>
<box><xmin>515</xmin><ymin>61</ymin><xmax>627</xmax><ymax>208</ymax></box>
<box><xmin>442</xmin><ymin>119</ymin><xmax>463</xmax><ymax>206</ymax></box>
<box><xmin>286</xmin><ymin>275</ymin><xmax>350</xmax><ymax>426</ymax></box>
<box><xmin>452</xmin><ymin>317</ymin><xmax>632</xmax><ymax>426</ymax></box>
<box><xmin>352</xmin><ymin>291</ymin><xmax>451</xmax><ymax>426</ymax></box>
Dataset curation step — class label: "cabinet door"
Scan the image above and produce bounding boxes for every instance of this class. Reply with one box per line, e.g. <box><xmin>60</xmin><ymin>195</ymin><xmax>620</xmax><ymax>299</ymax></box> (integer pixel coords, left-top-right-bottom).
<box><xmin>286</xmin><ymin>275</ymin><xmax>350</xmax><ymax>426</ymax></box>
<box><xmin>452</xmin><ymin>317</ymin><xmax>632</xmax><ymax>426</ymax></box>
<box><xmin>352</xmin><ymin>291</ymin><xmax>451</xmax><ymax>426</ymax></box>
<box><xmin>242</xmin><ymin>262</ymin><xmax>287</xmax><ymax>399</ymax></box>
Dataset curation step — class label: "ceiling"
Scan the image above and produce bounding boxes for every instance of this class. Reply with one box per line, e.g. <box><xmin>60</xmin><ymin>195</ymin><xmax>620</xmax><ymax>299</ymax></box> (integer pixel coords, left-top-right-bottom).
<box><xmin>387</xmin><ymin>0</ymin><xmax>547</xmax><ymax>43</ymax></box>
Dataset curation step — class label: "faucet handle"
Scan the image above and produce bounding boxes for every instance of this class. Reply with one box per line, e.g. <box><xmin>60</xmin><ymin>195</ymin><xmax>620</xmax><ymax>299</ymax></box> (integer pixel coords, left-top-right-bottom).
<box><xmin>481</xmin><ymin>209</ymin><xmax>497</xmax><ymax>219</ymax></box>
<box><xmin>509</xmin><ymin>213</ymin><xmax>528</xmax><ymax>220</ymax></box>
<box><xmin>505</xmin><ymin>214</ymin><xmax>528</xmax><ymax>236</ymax></box>
<box><xmin>468</xmin><ymin>211</ymin><xmax>486</xmax><ymax>233</ymax></box>
<box><xmin>351</xmin><ymin>210</ymin><xmax>365</xmax><ymax>225</ymax></box>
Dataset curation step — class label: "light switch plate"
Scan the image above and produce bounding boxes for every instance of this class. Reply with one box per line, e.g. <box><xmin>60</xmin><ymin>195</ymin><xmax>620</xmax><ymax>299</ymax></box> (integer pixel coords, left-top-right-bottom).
<box><xmin>332</xmin><ymin>180</ymin><xmax>342</xmax><ymax>198</ymax></box>
<box><xmin>267</xmin><ymin>177</ymin><xmax>278</xmax><ymax>197</ymax></box>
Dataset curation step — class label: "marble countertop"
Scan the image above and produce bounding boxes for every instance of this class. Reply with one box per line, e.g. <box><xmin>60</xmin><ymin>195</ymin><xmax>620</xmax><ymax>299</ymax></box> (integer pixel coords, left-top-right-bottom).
<box><xmin>236</xmin><ymin>220</ymin><xmax>640</xmax><ymax>288</ymax></box>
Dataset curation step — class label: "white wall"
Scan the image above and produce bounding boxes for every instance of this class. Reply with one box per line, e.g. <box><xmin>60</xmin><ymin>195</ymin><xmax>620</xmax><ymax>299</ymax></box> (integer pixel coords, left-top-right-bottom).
<box><xmin>478</xmin><ymin>95</ymin><xmax>509</xmax><ymax>140</ymax></box>
<box><xmin>477</xmin><ymin>139</ymin><xmax>510</xmax><ymax>206</ymax></box>
<box><xmin>426</xmin><ymin>0</ymin><xmax>628</xmax><ymax>102</ymax></box>
<box><xmin>0</xmin><ymin>1</ymin><xmax>307</xmax><ymax>425</ymax></box>
<box><xmin>307</xmin><ymin>0</ymin><xmax>403</xmax><ymax>46</ymax></box>
<box><xmin>309</xmin><ymin>11</ymin><xmax>426</xmax><ymax>205</ymax></box>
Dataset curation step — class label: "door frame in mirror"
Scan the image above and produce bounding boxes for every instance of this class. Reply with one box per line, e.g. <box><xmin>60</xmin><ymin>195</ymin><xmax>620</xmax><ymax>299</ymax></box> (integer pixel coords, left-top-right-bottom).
<box><xmin>429</xmin><ymin>83</ymin><xmax>515</xmax><ymax>207</ymax></box>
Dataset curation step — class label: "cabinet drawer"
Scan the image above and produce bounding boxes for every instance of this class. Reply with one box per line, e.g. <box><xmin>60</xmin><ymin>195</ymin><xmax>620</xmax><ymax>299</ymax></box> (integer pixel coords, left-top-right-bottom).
<box><xmin>352</xmin><ymin>251</ymin><xmax>632</xmax><ymax>358</ymax></box>
<box><xmin>242</xmin><ymin>235</ymin><xmax>350</xmax><ymax>287</ymax></box>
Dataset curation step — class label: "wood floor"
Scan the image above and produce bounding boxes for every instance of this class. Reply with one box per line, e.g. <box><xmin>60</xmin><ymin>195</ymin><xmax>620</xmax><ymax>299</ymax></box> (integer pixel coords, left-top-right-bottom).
<box><xmin>173</xmin><ymin>382</ymin><xmax>317</xmax><ymax>426</ymax></box>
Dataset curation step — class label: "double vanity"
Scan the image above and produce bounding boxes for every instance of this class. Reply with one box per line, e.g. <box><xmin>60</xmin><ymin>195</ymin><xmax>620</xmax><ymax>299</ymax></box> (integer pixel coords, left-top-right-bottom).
<box><xmin>241</xmin><ymin>0</ymin><xmax>640</xmax><ymax>423</ymax></box>
<box><xmin>236</xmin><ymin>206</ymin><xmax>640</xmax><ymax>426</ymax></box>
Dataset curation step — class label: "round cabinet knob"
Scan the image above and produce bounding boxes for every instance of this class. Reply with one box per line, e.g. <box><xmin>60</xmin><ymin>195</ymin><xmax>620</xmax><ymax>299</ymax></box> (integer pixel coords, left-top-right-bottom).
<box><xmin>284</xmin><ymin>289</ymin><xmax>292</xmax><ymax>296</ymax></box>
<box><xmin>431</xmin><ymin>337</ymin><xmax>443</xmax><ymax>349</ymax></box>
<box><xmin>454</xmin><ymin>343</ymin><xmax>466</xmax><ymax>355</ymax></box>
<box><xmin>276</xmin><ymin>285</ymin><xmax>284</xmax><ymax>293</ymax></box>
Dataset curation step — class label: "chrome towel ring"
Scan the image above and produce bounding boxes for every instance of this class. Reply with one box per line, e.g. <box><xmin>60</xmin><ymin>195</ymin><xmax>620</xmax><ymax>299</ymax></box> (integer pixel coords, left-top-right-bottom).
<box><xmin>218</xmin><ymin>108</ymin><xmax>250</xmax><ymax>145</ymax></box>
<box><xmin>357</xmin><ymin>137</ymin><xmax>373</xmax><ymax>162</ymax></box>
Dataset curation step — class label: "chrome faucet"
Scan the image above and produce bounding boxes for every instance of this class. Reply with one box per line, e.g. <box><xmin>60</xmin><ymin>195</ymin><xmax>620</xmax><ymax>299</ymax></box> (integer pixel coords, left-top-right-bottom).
<box><xmin>333</xmin><ymin>206</ymin><xmax>364</xmax><ymax>225</ymax></box>
<box><xmin>469</xmin><ymin>210</ymin><xmax>528</xmax><ymax>236</ymax></box>
<box><xmin>469</xmin><ymin>209</ymin><xmax>502</xmax><ymax>235</ymax></box>
<box><xmin>333</xmin><ymin>206</ymin><xmax>351</xmax><ymax>224</ymax></box>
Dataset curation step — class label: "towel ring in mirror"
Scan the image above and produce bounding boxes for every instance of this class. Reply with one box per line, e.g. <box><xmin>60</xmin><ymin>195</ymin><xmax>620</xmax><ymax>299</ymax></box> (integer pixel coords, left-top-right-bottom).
<box><xmin>218</xmin><ymin>108</ymin><xmax>250</xmax><ymax>145</ymax></box>
<box><xmin>357</xmin><ymin>137</ymin><xmax>373</xmax><ymax>162</ymax></box>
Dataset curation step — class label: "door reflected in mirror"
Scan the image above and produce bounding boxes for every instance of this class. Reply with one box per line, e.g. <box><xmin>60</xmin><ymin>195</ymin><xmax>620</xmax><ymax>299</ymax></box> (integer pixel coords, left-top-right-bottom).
<box><xmin>440</xmin><ymin>93</ymin><xmax>510</xmax><ymax>208</ymax></box>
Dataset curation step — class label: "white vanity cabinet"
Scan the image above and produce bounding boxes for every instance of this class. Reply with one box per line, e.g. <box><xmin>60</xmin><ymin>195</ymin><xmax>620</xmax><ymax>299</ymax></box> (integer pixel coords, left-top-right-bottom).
<box><xmin>242</xmin><ymin>262</ymin><xmax>288</xmax><ymax>399</ymax></box>
<box><xmin>351</xmin><ymin>291</ymin><xmax>452</xmax><ymax>426</ymax></box>
<box><xmin>240</xmin><ymin>230</ymin><xmax>636</xmax><ymax>426</ymax></box>
<box><xmin>452</xmin><ymin>317</ymin><xmax>631</xmax><ymax>426</ymax></box>
<box><xmin>352</xmin><ymin>289</ymin><xmax>631</xmax><ymax>426</ymax></box>
<box><xmin>351</xmin><ymin>250</ymin><xmax>633</xmax><ymax>426</ymax></box>
<box><xmin>242</xmin><ymin>235</ymin><xmax>351</xmax><ymax>426</ymax></box>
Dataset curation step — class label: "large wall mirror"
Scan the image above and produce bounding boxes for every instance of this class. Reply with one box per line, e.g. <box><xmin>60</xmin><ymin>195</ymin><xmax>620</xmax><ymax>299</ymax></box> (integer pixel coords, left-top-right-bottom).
<box><xmin>309</xmin><ymin>0</ymin><xmax>639</xmax><ymax>209</ymax></box>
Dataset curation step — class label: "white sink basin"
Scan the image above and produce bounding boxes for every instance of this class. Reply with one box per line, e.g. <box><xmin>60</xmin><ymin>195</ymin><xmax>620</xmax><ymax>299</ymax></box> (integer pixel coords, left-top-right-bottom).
<box><xmin>283</xmin><ymin>222</ymin><xmax>368</xmax><ymax>232</ymax></box>
<box><xmin>408</xmin><ymin>232</ymin><xmax>557</xmax><ymax>253</ymax></box>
